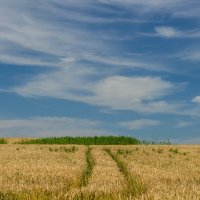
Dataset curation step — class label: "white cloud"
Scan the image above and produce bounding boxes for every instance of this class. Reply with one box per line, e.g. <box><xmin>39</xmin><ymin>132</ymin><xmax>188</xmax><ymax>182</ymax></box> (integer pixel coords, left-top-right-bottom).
<box><xmin>155</xmin><ymin>27</ymin><xmax>180</xmax><ymax>38</ymax></box>
<box><xmin>98</xmin><ymin>0</ymin><xmax>200</xmax><ymax>19</ymax></box>
<box><xmin>180</xmin><ymin>51</ymin><xmax>200</xmax><ymax>62</ymax></box>
<box><xmin>176</xmin><ymin>121</ymin><xmax>193</xmax><ymax>128</ymax></box>
<box><xmin>14</xmin><ymin>64</ymin><xmax>96</xmax><ymax>99</ymax></box>
<box><xmin>185</xmin><ymin>52</ymin><xmax>200</xmax><ymax>61</ymax></box>
<box><xmin>0</xmin><ymin>54</ymin><xmax>58</xmax><ymax>67</ymax></box>
<box><xmin>0</xmin><ymin>0</ymin><xmax>113</xmax><ymax>67</ymax></box>
<box><xmin>88</xmin><ymin>76</ymin><xmax>174</xmax><ymax>111</ymax></box>
<box><xmin>0</xmin><ymin>117</ymin><xmax>112</xmax><ymax>137</ymax></box>
<box><xmin>0</xmin><ymin>0</ymin><xmax>173</xmax><ymax>73</ymax></box>
<box><xmin>82</xmin><ymin>53</ymin><xmax>168</xmax><ymax>72</ymax></box>
<box><xmin>98</xmin><ymin>0</ymin><xmax>182</xmax><ymax>9</ymax></box>
<box><xmin>0</xmin><ymin>0</ymin><xmax>199</xmax><ymax>68</ymax></box>
<box><xmin>119</xmin><ymin>119</ymin><xmax>160</xmax><ymax>130</ymax></box>
<box><xmin>192</xmin><ymin>96</ymin><xmax>200</xmax><ymax>104</ymax></box>
<box><xmin>13</xmin><ymin>71</ymin><xmax>179</xmax><ymax>114</ymax></box>
<box><xmin>154</xmin><ymin>26</ymin><xmax>200</xmax><ymax>39</ymax></box>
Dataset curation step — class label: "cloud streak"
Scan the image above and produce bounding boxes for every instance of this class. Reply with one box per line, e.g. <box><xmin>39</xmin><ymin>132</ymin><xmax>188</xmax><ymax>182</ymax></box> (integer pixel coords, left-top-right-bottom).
<box><xmin>98</xmin><ymin>0</ymin><xmax>200</xmax><ymax>19</ymax></box>
<box><xmin>0</xmin><ymin>117</ymin><xmax>112</xmax><ymax>137</ymax></box>
<box><xmin>154</xmin><ymin>26</ymin><xmax>200</xmax><ymax>39</ymax></box>
<box><xmin>176</xmin><ymin>121</ymin><xmax>194</xmax><ymax>128</ymax></box>
<box><xmin>120</xmin><ymin>119</ymin><xmax>160</xmax><ymax>130</ymax></box>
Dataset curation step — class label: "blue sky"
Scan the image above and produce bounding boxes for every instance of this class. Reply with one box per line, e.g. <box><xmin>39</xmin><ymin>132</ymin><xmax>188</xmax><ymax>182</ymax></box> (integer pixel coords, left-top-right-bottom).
<box><xmin>0</xmin><ymin>0</ymin><xmax>200</xmax><ymax>143</ymax></box>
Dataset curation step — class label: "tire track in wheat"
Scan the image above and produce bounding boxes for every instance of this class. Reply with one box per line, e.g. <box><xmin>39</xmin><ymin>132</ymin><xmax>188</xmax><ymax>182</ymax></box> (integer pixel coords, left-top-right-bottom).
<box><xmin>73</xmin><ymin>147</ymin><xmax>125</xmax><ymax>199</ymax></box>
<box><xmin>104</xmin><ymin>148</ymin><xmax>147</xmax><ymax>198</ymax></box>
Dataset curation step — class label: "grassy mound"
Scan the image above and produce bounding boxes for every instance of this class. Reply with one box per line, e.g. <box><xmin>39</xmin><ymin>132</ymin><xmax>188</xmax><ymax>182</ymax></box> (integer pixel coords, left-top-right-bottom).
<box><xmin>19</xmin><ymin>136</ymin><xmax>140</xmax><ymax>145</ymax></box>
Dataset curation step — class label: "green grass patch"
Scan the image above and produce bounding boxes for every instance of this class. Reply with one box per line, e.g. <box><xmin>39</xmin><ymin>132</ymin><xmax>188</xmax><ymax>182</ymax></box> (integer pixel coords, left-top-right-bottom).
<box><xmin>169</xmin><ymin>148</ymin><xmax>179</xmax><ymax>154</ymax></box>
<box><xmin>116</xmin><ymin>149</ymin><xmax>132</xmax><ymax>155</ymax></box>
<box><xmin>80</xmin><ymin>146</ymin><xmax>95</xmax><ymax>187</ymax></box>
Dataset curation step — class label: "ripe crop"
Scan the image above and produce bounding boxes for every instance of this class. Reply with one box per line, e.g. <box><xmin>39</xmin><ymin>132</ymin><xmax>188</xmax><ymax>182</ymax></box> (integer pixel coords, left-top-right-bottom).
<box><xmin>0</xmin><ymin>139</ymin><xmax>199</xmax><ymax>199</ymax></box>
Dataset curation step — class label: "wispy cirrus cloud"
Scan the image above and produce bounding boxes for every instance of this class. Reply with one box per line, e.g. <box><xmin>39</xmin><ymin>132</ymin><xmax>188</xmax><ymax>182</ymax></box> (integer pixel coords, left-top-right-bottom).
<box><xmin>0</xmin><ymin>0</ymin><xmax>185</xmax><ymax>115</ymax></box>
<box><xmin>0</xmin><ymin>1</ymin><xmax>199</xmax><ymax>117</ymax></box>
<box><xmin>0</xmin><ymin>0</ymin><xmax>109</xmax><ymax>67</ymax></box>
<box><xmin>176</xmin><ymin>121</ymin><xmax>194</xmax><ymax>128</ymax></box>
<box><xmin>82</xmin><ymin>53</ymin><xmax>168</xmax><ymax>72</ymax></box>
<box><xmin>1</xmin><ymin>0</ymin><xmax>199</xmax><ymax>69</ymax></box>
<box><xmin>98</xmin><ymin>0</ymin><xmax>200</xmax><ymax>19</ymax></box>
<box><xmin>0</xmin><ymin>0</ymin><xmax>170</xmax><ymax>72</ymax></box>
<box><xmin>119</xmin><ymin>119</ymin><xmax>161</xmax><ymax>130</ymax></box>
<box><xmin>141</xmin><ymin>26</ymin><xmax>200</xmax><ymax>39</ymax></box>
<box><xmin>179</xmin><ymin>50</ymin><xmax>200</xmax><ymax>62</ymax></box>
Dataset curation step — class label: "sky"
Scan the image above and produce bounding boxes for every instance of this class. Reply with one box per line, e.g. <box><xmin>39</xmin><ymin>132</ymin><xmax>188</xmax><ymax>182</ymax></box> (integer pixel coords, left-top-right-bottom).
<box><xmin>0</xmin><ymin>0</ymin><xmax>200</xmax><ymax>143</ymax></box>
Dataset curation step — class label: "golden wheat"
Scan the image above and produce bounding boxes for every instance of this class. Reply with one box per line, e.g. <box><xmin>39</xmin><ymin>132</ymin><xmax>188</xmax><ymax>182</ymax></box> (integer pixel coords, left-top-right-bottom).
<box><xmin>0</xmin><ymin>144</ymin><xmax>200</xmax><ymax>199</ymax></box>
<box><xmin>0</xmin><ymin>145</ymin><xmax>86</xmax><ymax>199</ymax></box>
<box><xmin>111</xmin><ymin>145</ymin><xmax>200</xmax><ymax>200</ymax></box>
<box><xmin>5</xmin><ymin>138</ymin><xmax>34</xmax><ymax>144</ymax></box>
<box><xmin>84</xmin><ymin>147</ymin><xmax>125</xmax><ymax>193</ymax></box>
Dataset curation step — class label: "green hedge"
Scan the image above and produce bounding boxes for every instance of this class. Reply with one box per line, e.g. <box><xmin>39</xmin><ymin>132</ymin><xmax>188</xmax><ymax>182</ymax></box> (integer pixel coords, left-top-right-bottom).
<box><xmin>20</xmin><ymin>136</ymin><xmax>141</xmax><ymax>145</ymax></box>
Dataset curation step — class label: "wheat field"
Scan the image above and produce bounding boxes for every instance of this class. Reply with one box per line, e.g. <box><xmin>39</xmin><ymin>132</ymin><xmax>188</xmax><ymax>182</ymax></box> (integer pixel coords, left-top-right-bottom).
<box><xmin>0</xmin><ymin>143</ymin><xmax>199</xmax><ymax>200</ymax></box>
